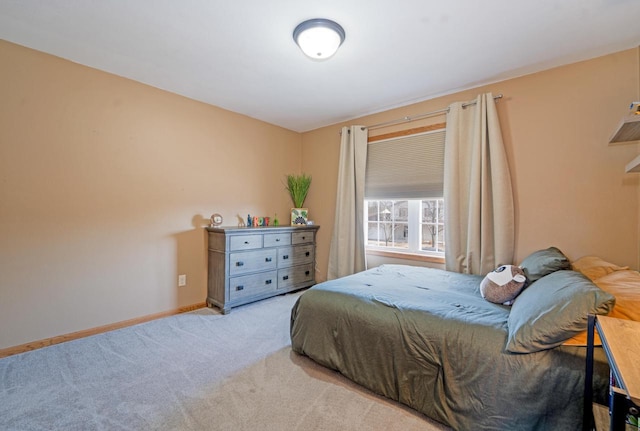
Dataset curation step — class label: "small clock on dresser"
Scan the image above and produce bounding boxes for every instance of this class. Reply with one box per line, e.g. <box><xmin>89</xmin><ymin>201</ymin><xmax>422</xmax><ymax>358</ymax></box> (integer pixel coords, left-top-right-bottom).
<box><xmin>210</xmin><ymin>213</ymin><xmax>223</xmax><ymax>227</ymax></box>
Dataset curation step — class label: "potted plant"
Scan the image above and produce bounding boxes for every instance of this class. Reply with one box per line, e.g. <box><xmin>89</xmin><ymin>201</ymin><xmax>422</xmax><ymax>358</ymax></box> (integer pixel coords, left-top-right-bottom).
<box><xmin>285</xmin><ymin>173</ymin><xmax>312</xmax><ymax>225</ymax></box>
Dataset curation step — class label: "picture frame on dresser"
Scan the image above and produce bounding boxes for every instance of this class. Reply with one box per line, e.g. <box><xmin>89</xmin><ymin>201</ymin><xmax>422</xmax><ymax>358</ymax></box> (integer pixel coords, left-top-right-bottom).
<box><xmin>205</xmin><ymin>225</ymin><xmax>319</xmax><ymax>314</ymax></box>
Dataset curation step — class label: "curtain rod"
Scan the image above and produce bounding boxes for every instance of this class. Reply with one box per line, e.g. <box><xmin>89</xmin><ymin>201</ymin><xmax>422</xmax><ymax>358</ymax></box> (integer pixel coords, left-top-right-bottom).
<box><xmin>362</xmin><ymin>94</ymin><xmax>503</xmax><ymax>131</ymax></box>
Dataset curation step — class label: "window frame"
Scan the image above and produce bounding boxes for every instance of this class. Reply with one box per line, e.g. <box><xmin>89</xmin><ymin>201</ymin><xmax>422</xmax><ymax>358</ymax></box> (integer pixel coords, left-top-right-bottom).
<box><xmin>365</xmin><ymin>198</ymin><xmax>445</xmax><ymax>259</ymax></box>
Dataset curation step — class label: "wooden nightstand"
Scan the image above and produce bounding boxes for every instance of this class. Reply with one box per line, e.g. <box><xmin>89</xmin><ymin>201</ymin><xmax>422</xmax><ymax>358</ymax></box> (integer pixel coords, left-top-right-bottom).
<box><xmin>585</xmin><ymin>315</ymin><xmax>640</xmax><ymax>431</ymax></box>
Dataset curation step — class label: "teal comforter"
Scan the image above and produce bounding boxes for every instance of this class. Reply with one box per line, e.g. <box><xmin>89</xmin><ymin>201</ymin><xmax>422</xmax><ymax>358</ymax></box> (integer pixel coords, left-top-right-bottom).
<box><xmin>290</xmin><ymin>264</ymin><xmax>608</xmax><ymax>431</ymax></box>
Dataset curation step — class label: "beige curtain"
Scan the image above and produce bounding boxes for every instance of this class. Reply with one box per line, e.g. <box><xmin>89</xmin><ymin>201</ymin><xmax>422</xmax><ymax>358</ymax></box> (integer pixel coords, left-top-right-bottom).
<box><xmin>327</xmin><ymin>126</ymin><xmax>368</xmax><ymax>280</ymax></box>
<box><xmin>444</xmin><ymin>93</ymin><xmax>514</xmax><ymax>275</ymax></box>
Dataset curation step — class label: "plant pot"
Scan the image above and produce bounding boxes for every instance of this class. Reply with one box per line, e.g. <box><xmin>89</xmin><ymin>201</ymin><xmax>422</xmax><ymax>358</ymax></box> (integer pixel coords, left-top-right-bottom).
<box><xmin>291</xmin><ymin>208</ymin><xmax>308</xmax><ymax>225</ymax></box>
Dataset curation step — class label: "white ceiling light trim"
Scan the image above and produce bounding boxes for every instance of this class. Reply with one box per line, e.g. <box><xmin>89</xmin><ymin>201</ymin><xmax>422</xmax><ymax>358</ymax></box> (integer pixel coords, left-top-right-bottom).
<box><xmin>293</xmin><ymin>18</ymin><xmax>345</xmax><ymax>60</ymax></box>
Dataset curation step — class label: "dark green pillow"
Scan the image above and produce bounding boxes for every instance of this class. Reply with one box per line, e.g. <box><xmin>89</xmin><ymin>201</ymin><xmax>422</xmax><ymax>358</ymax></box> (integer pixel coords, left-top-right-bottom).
<box><xmin>519</xmin><ymin>246</ymin><xmax>570</xmax><ymax>283</ymax></box>
<box><xmin>506</xmin><ymin>270</ymin><xmax>615</xmax><ymax>353</ymax></box>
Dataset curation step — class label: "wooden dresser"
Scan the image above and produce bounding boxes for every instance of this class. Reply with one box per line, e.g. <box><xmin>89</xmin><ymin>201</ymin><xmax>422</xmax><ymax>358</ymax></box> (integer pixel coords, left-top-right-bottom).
<box><xmin>206</xmin><ymin>225</ymin><xmax>319</xmax><ymax>314</ymax></box>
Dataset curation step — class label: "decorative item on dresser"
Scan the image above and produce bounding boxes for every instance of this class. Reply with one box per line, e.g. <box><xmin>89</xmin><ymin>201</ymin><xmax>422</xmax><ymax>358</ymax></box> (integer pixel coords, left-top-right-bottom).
<box><xmin>285</xmin><ymin>173</ymin><xmax>312</xmax><ymax>225</ymax></box>
<box><xmin>210</xmin><ymin>213</ymin><xmax>223</xmax><ymax>227</ymax></box>
<box><xmin>206</xmin><ymin>225</ymin><xmax>320</xmax><ymax>314</ymax></box>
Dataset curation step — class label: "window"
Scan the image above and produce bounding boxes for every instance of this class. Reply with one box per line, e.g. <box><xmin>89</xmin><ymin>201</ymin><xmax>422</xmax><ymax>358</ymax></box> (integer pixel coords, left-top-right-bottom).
<box><xmin>366</xmin><ymin>198</ymin><xmax>445</xmax><ymax>255</ymax></box>
<box><xmin>420</xmin><ymin>198</ymin><xmax>445</xmax><ymax>253</ymax></box>
<box><xmin>364</xmin><ymin>128</ymin><xmax>445</xmax><ymax>257</ymax></box>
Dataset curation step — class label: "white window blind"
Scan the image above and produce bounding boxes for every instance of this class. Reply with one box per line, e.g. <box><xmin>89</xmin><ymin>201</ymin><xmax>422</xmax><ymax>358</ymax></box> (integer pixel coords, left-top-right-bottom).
<box><xmin>364</xmin><ymin>129</ymin><xmax>445</xmax><ymax>199</ymax></box>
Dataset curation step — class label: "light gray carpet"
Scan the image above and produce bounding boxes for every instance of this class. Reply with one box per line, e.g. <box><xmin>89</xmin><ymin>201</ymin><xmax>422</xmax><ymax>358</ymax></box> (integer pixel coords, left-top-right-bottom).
<box><xmin>0</xmin><ymin>291</ymin><xmax>451</xmax><ymax>431</ymax></box>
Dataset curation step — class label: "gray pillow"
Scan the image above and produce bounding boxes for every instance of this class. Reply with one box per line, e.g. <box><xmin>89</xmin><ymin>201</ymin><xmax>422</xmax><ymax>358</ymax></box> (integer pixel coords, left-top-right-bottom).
<box><xmin>519</xmin><ymin>246</ymin><xmax>570</xmax><ymax>283</ymax></box>
<box><xmin>506</xmin><ymin>270</ymin><xmax>615</xmax><ymax>353</ymax></box>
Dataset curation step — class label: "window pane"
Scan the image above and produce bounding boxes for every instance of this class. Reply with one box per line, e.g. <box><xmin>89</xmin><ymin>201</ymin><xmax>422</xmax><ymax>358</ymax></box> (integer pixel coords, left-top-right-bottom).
<box><xmin>395</xmin><ymin>201</ymin><xmax>409</xmax><ymax>222</ymax></box>
<box><xmin>420</xmin><ymin>198</ymin><xmax>444</xmax><ymax>252</ymax></box>
<box><xmin>393</xmin><ymin>223</ymin><xmax>408</xmax><ymax>248</ymax></box>
<box><xmin>424</xmin><ymin>226</ymin><xmax>443</xmax><ymax>250</ymax></box>
<box><xmin>379</xmin><ymin>221</ymin><xmax>394</xmax><ymax>246</ymax></box>
<box><xmin>379</xmin><ymin>201</ymin><xmax>393</xmax><ymax>222</ymax></box>
<box><xmin>421</xmin><ymin>224</ymin><xmax>438</xmax><ymax>251</ymax></box>
<box><xmin>366</xmin><ymin>222</ymin><xmax>380</xmax><ymax>246</ymax></box>
<box><xmin>367</xmin><ymin>201</ymin><xmax>379</xmax><ymax>221</ymax></box>
<box><xmin>422</xmin><ymin>200</ymin><xmax>437</xmax><ymax>223</ymax></box>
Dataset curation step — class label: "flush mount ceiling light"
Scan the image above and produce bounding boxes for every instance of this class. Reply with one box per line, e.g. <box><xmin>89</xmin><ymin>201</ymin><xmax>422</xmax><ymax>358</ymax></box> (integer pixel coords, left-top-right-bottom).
<box><xmin>293</xmin><ymin>18</ymin><xmax>345</xmax><ymax>60</ymax></box>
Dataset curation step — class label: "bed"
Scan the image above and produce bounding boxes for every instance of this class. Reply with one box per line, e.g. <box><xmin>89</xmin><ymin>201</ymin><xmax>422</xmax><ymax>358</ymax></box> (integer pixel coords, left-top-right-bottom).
<box><xmin>289</xmin><ymin>250</ymin><xmax>631</xmax><ymax>431</ymax></box>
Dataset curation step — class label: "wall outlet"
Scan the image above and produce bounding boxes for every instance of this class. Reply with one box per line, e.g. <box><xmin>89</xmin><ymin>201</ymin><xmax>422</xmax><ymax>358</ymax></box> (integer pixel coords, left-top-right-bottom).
<box><xmin>178</xmin><ymin>274</ymin><xmax>187</xmax><ymax>287</ymax></box>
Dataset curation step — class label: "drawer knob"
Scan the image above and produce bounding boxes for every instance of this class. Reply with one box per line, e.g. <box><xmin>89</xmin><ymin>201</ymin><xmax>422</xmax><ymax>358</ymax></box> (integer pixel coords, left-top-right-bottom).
<box><xmin>302</xmin><ymin>236</ymin><xmax>306</xmax><ymax>240</ymax></box>
<box><xmin>236</xmin><ymin>261</ymin><xmax>244</xmax><ymax>267</ymax></box>
<box><xmin>244</xmin><ymin>241</ymin><xmax>249</xmax><ymax>244</ymax></box>
<box><xmin>265</xmin><ymin>279</ymin><xmax>272</xmax><ymax>285</ymax></box>
<box><xmin>305</xmin><ymin>251</ymin><xmax>310</xmax><ymax>257</ymax></box>
<box><xmin>236</xmin><ymin>285</ymin><xmax>244</xmax><ymax>291</ymax></box>
<box><xmin>265</xmin><ymin>257</ymin><xmax>272</xmax><ymax>262</ymax></box>
<box><xmin>283</xmin><ymin>255</ymin><xmax>289</xmax><ymax>260</ymax></box>
<box><xmin>276</xmin><ymin>238</ymin><xmax>280</xmax><ymax>242</ymax></box>
<box><xmin>283</xmin><ymin>275</ymin><xmax>289</xmax><ymax>281</ymax></box>
<box><xmin>305</xmin><ymin>270</ymin><xmax>310</xmax><ymax>276</ymax></box>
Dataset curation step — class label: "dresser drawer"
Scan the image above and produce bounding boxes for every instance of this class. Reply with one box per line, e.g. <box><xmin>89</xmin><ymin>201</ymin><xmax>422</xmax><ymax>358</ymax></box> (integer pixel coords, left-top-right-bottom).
<box><xmin>229</xmin><ymin>234</ymin><xmax>263</xmax><ymax>251</ymax></box>
<box><xmin>264</xmin><ymin>233</ymin><xmax>291</xmax><ymax>248</ymax></box>
<box><xmin>229</xmin><ymin>271</ymin><xmax>277</xmax><ymax>301</ymax></box>
<box><xmin>278</xmin><ymin>263</ymin><xmax>314</xmax><ymax>290</ymax></box>
<box><xmin>292</xmin><ymin>231</ymin><xmax>314</xmax><ymax>245</ymax></box>
<box><xmin>277</xmin><ymin>244</ymin><xmax>314</xmax><ymax>268</ymax></box>
<box><xmin>229</xmin><ymin>249</ymin><xmax>277</xmax><ymax>276</ymax></box>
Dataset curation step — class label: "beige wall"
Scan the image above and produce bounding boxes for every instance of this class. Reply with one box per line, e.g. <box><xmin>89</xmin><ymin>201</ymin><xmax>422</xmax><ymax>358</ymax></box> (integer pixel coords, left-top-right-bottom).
<box><xmin>0</xmin><ymin>40</ymin><xmax>302</xmax><ymax>349</ymax></box>
<box><xmin>2</xmin><ymin>39</ymin><xmax>639</xmax><ymax>351</ymax></box>
<box><xmin>302</xmin><ymin>48</ymin><xmax>640</xmax><ymax>282</ymax></box>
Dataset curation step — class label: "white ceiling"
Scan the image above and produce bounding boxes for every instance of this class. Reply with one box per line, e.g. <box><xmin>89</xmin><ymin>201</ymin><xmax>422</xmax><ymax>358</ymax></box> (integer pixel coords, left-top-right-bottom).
<box><xmin>1</xmin><ymin>1</ymin><xmax>640</xmax><ymax>132</ymax></box>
